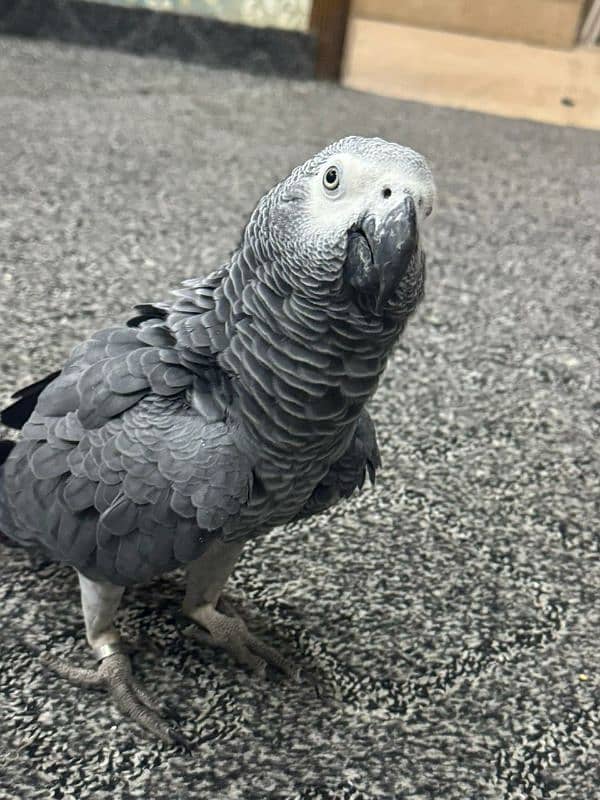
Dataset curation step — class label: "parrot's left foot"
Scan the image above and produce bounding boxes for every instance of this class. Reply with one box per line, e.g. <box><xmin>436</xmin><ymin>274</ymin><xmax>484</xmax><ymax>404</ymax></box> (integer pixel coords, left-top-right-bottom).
<box><xmin>41</xmin><ymin>650</ymin><xmax>190</xmax><ymax>749</ymax></box>
<box><xmin>183</xmin><ymin>596</ymin><xmax>300</xmax><ymax>679</ymax></box>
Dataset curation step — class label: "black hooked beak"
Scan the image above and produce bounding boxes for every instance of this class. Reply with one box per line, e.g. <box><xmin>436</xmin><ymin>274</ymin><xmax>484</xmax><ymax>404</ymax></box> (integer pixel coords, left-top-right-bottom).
<box><xmin>344</xmin><ymin>194</ymin><xmax>419</xmax><ymax>313</ymax></box>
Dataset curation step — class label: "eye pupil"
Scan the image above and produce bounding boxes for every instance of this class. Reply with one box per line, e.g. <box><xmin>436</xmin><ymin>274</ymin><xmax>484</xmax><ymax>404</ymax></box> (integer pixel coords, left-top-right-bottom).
<box><xmin>323</xmin><ymin>166</ymin><xmax>340</xmax><ymax>190</ymax></box>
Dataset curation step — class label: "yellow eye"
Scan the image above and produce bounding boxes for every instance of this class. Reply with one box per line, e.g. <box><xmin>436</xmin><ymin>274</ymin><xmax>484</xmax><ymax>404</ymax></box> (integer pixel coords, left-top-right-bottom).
<box><xmin>323</xmin><ymin>166</ymin><xmax>340</xmax><ymax>191</ymax></box>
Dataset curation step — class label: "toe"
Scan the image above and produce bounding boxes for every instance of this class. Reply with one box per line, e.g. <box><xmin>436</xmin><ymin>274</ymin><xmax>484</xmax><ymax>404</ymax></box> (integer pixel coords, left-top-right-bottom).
<box><xmin>40</xmin><ymin>653</ymin><xmax>104</xmax><ymax>689</ymax></box>
<box><xmin>243</xmin><ymin>651</ymin><xmax>268</xmax><ymax>677</ymax></box>
<box><xmin>110</xmin><ymin>679</ymin><xmax>183</xmax><ymax>746</ymax></box>
<box><xmin>130</xmin><ymin>680</ymin><xmax>167</xmax><ymax>716</ymax></box>
<box><xmin>182</xmin><ymin>624</ymin><xmax>213</xmax><ymax>645</ymax></box>
<box><xmin>246</xmin><ymin>634</ymin><xmax>301</xmax><ymax>680</ymax></box>
<box><xmin>225</xmin><ymin>640</ymin><xmax>268</xmax><ymax>675</ymax></box>
<box><xmin>217</xmin><ymin>596</ymin><xmax>244</xmax><ymax>620</ymax></box>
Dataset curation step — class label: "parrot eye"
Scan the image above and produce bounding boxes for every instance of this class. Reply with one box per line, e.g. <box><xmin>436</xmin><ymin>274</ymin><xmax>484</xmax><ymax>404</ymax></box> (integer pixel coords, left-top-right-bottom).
<box><xmin>323</xmin><ymin>166</ymin><xmax>340</xmax><ymax>191</ymax></box>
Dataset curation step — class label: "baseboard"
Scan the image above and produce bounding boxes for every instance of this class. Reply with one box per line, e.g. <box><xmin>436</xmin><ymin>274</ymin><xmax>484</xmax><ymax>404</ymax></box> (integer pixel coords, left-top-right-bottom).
<box><xmin>0</xmin><ymin>0</ymin><xmax>315</xmax><ymax>79</ymax></box>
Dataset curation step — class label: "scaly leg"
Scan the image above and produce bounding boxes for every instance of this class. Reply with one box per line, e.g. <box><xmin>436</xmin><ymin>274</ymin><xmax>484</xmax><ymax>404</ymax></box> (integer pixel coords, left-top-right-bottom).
<box><xmin>182</xmin><ymin>539</ymin><xmax>299</xmax><ymax>678</ymax></box>
<box><xmin>42</xmin><ymin>572</ymin><xmax>187</xmax><ymax>747</ymax></box>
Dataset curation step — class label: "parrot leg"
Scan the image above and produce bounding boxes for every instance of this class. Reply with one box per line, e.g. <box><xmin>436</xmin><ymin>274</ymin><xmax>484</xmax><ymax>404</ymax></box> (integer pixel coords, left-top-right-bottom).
<box><xmin>42</xmin><ymin>572</ymin><xmax>188</xmax><ymax>747</ymax></box>
<box><xmin>182</xmin><ymin>539</ymin><xmax>300</xmax><ymax>679</ymax></box>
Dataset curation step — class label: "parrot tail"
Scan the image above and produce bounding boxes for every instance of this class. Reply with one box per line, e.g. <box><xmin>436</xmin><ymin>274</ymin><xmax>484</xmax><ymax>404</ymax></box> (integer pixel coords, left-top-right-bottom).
<box><xmin>0</xmin><ymin>439</ymin><xmax>15</xmax><ymax>466</ymax></box>
<box><xmin>0</xmin><ymin>441</ymin><xmax>48</xmax><ymax>557</ymax></box>
<box><xmin>0</xmin><ymin>372</ymin><xmax>58</xmax><ymax>546</ymax></box>
<box><xmin>1</xmin><ymin>370</ymin><xmax>60</xmax><ymax>430</ymax></box>
<box><xmin>0</xmin><ymin>441</ymin><xmax>19</xmax><ymax>547</ymax></box>
<box><xmin>0</xmin><ymin>440</ymin><xmax>15</xmax><ymax>465</ymax></box>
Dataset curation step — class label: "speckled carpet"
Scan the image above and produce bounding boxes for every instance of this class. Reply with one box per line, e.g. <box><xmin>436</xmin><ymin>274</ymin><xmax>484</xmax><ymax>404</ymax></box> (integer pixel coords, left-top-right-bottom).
<box><xmin>0</xmin><ymin>35</ymin><xmax>599</xmax><ymax>800</ymax></box>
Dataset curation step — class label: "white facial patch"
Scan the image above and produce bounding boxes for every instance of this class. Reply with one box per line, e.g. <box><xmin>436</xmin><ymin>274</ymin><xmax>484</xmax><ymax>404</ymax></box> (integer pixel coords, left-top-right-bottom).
<box><xmin>304</xmin><ymin>149</ymin><xmax>436</xmax><ymax>242</ymax></box>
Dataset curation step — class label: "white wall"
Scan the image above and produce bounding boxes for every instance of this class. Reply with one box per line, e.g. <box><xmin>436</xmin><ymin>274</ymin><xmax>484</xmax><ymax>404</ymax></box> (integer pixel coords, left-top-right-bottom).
<box><xmin>93</xmin><ymin>0</ymin><xmax>312</xmax><ymax>31</ymax></box>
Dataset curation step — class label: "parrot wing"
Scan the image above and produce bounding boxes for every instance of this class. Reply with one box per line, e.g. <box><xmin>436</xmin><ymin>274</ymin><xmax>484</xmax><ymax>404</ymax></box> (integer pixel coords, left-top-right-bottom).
<box><xmin>2</xmin><ymin>280</ymin><xmax>255</xmax><ymax>584</ymax></box>
<box><xmin>293</xmin><ymin>409</ymin><xmax>381</xmax><ymax>521</ymax></box>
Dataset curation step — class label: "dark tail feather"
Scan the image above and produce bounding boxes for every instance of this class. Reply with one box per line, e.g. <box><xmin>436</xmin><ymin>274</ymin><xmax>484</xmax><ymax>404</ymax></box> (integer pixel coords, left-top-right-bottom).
<box><xmin>127</xmin><ymin>303</ymin><xmax>169</xmax><ymax>328</ymax></box>
<box><xmin>0</xmin><ymin>440</ymin><xmax>15</xmax><ymax>465</ymax></box>
<box><xmin>1</xmin><ymin>370</ymin><xmax>60</xmax><ymax>430</ymax></box>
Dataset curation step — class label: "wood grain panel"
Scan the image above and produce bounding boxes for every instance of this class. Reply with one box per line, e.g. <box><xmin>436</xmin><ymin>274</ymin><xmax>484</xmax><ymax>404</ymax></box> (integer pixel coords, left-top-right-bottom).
<box><xmin>343</xmin><ymin>18</ymin><xmax>600</xmax><ymax>130</ymax></box>
<box><xmin>352</xmin><ymin>0</ymin><xmax>588</xmax><ymax>48</ymax></box>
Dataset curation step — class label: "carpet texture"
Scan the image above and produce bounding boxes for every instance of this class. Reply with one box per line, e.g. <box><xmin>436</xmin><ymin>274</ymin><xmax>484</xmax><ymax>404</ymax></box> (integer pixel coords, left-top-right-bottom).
<box><xmin>0</xmin><ymin>36</ymin><xmax>599</xmax><ymax>800</ymax></box>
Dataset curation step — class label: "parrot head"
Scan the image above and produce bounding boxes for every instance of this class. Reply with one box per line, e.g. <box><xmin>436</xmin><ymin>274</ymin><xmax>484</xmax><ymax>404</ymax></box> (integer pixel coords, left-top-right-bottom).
<box><xmin>246</xmin><ymin>136</ymin><xmax>435</xmax><ymax>316</ymax></box>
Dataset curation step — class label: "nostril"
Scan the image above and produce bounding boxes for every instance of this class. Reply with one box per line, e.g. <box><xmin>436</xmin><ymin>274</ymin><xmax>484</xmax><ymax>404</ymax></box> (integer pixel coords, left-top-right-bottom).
<box><xmin>382</xmin><ymin>187</ymin><xmax>392</xmax><ymax>199</ymax></box>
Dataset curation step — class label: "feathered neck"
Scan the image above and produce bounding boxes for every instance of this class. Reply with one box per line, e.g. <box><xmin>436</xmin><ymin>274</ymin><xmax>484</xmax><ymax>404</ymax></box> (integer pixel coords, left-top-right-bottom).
<box><xmin>167</xmin><ymin>243</ymin><xmax>423</xmax><ymax>458</ymax></box>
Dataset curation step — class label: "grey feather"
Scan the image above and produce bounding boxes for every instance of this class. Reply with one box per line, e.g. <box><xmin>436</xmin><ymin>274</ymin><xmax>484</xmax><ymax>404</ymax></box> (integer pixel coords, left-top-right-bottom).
<box><xmin>1</xmin><ymin>136</ymin><xmax>433</xmax><ymax>585</ymax></box>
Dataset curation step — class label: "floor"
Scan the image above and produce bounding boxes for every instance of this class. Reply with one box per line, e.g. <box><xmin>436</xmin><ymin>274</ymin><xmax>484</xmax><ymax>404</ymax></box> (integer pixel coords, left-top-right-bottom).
<box><xmin>343</xmin><ymin>18</ymin><xmax>600</xmax><ymax>130</ymax></box>
<box><xmin>1</xmin><ymin>35</ymin><xmax>599</xmax><ymax>800</ymax></box>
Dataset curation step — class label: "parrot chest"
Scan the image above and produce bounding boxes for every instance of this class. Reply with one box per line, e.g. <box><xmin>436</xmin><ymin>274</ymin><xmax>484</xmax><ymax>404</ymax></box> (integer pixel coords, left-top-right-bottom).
<box><xmin>231</xmin><ymin>419</ymin><xmax>357</xmax><ymax>533</ymax></box>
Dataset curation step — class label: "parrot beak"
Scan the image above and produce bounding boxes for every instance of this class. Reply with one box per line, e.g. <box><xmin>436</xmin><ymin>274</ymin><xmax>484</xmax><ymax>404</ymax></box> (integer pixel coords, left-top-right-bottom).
<box><xmin>344</xmin><ymin>194</ymin><xmax>419</xmax><ymax>313</ymax></box>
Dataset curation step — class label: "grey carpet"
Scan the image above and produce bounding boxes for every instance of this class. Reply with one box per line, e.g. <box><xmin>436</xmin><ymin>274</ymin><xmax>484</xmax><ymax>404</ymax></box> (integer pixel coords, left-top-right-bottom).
<box><xmin>0</xmin><ymin>35</ymin><xmax>599</xmax><ymax>800</ymax></box>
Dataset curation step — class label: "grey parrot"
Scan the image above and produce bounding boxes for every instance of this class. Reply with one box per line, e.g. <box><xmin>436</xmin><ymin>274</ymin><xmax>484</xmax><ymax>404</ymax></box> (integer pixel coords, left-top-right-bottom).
<box><xmin>0</xmin><ymin>136</ymin><xmax>435</xmax><ymax>744</ymax></box>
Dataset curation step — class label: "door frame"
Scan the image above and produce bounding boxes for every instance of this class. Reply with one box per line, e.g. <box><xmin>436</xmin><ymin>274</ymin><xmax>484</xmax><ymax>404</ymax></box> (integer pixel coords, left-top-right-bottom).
<box><xmin>310</xmin><ymin>0</ymin><xmax>352</xmax><ymax>79</ymax></box>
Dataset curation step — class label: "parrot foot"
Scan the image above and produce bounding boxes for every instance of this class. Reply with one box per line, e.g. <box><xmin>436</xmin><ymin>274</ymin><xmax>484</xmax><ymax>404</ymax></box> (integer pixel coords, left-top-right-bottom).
<box><xmin>40</xmin><ymin>651</ymin><xmax>191</xmax><ymax>749</ymax></box>
<box><xmin>183</xmin><ymin>596</ymin><xmax>301</xmax><ymax>680</ymax></box>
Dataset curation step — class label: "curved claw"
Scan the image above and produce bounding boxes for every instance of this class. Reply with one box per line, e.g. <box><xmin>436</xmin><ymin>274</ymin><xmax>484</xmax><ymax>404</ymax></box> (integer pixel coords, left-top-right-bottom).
<box><xmin>40</xmin><ymin>651</ymin><xmax>190</xmax><ymax>750</ymax></box>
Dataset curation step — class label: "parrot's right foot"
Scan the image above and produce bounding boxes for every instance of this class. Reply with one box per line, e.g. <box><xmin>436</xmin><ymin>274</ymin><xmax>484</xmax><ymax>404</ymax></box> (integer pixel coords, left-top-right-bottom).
<box><xmin>182</xmin><ymin>596</ymin><xmax>301</xmax><ymax>680</ymax></box>
<box><xmin>40</xmin><ymin>650</ymin><xmax>190</xmax><ymax>749</ymax></box>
